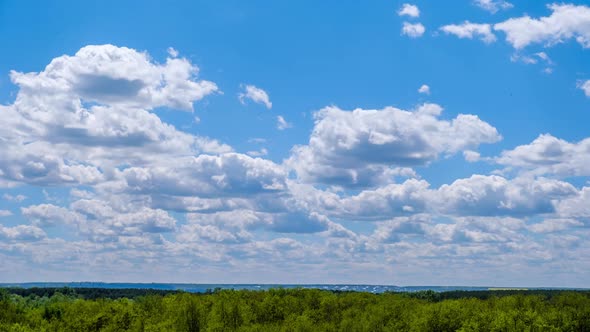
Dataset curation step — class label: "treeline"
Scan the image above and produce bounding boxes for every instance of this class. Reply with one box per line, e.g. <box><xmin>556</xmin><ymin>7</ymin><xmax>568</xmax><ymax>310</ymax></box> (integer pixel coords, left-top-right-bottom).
<box><xmin>3</xmin><ymin>287</ymin><xmax>180</xmax><ymax>300</ymax></box>
<box><xmin>1</xmin><ymin>288</ymin><xmax>590</xmax><ymax>331</ymax></box>
<box><xmin>400</xmin><ymin>289</ymin><xmax>590</xmax><ymax>302</ymax></box>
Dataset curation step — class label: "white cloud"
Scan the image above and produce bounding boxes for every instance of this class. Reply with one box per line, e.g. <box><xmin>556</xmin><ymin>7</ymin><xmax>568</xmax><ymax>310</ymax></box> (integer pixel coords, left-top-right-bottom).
<box><xmin>402</xmin><ymin>22</ymin><xmax>425</xmax><ymax>38</ymax></box>
<box><xmin>529</xmin><ymin>218</ymin><xmax>583</xmax><ymax>233</ymax></box>
<box><xmin>3</xmin><ymin>194</ymin><xmax>26</xmax><ymax>202</ymax></box>
<box><xmin>0</xmin><ymin>224</ymin><xmax>46</xmax><ymax>242</ymax></box>
<box><xmin>4</xmin><ymin>43</ymin><xmax>590</xmax><ymax>284</ymax></box>
<box><xmin>314</xmin><ymin>174</ymin><xmax>577</xmax><ymax>220</ymax></box>
<box><xmin>287</xmin><ymin>103</ymin><xmax>501</xmax><ymax>187</ymax></box>
<box><xmin>418</xmin><ymin>84</ymin><xmax>430</xmax><ymax>95</ymax></box>
<box><xmin>110</xmin><ymin>153</ymin><xmax>287</xmax><ymax>197</ymax></box>
<box><xmin>474</xmin><ymin>0</ymin><xmax>513</xmax><ymax>14</ymax></box>
<box><xmin>0</xmin><ymin>45</ymin><xmax>230</xmax><ymax>187</ymax></box>
<box><xmin>246</xmin><ymin>148</ymin><xmax>268</xmax><ymax>157</ymax></box>
<box><xmin>496</xmin><ymin>134</ymin><xmax>590</xmax><ymax>177</ymax></box>
<box><xmin>167</xmin><ymin>47</ymin><xmax>179</xmax><ymax>58</ymax></box>
<box><xmin>578</xmin><ymin>80</ymin><xmax>590</xmax><ymax>97</ymax></box>
<box><xmin>398</xmin><ymin>4</ymin><xmax>420</xmax><ymax>18</ymax></box>
<box><xmin>436</xmin><ymin>175</ymin><xmax>577</xmax><ymax>217</ymax></box>
<box><xmin>238</xmin><ymin>84</ymin><xmax>272</xmax><ymax>109</ymax></box>
<box><xmin>10</xmin><ymin>44</ymin><xmax>218</xmax><ymax>111</ymax></box>
<box><xmin>464</xmin><ymin>150</ymin><xmax>482</xmax><ymax>162</ymax></box>
<box><xmin>555</xmin><ymin>187</ymin><xmax>590</xmax><ymax>219</ymax></box>
<box><xmin>22</xmin><ymin>204</ymin><xmax>83</xmax><ymax>228</ymax></box>
<box><xmin>0</xmin><ymin>210</ymin><xmax>12</xmax><ymax>217</ymax></box>
<box><xmin>276</xmin><ymin>115</ymin><xmax>292</xmax><ymax>130</ymax></box>
<box><xmin>337</xmin><ymin>179</ymin><xmax>431</xmax><ymax>219</ymax></box>
<box><xmin>441</xmin><ymin>22</ymin><xmax>497</xmax><ymax>43</ymax></box>
<box><xmin>494</xmin><ymin>4</ymin><xmax>590</xmax><ymax>49</ymax></box>
<box><xmin>510</xmin><ymin>52</ymin><xmax>554</xmax><ymax>72</ymax></box>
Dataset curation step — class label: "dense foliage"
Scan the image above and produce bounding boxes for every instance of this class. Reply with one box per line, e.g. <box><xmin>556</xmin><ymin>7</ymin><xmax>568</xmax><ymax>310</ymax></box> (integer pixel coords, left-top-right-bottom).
<box><xmin>3</xmin><ymin>287</ymin><xmax>180</xmax><ymax>300</ymax></box>
<box><xmin>1</xmin><ymin>287</ymin><xmax>590</xmax><ymax>331</ymax></box>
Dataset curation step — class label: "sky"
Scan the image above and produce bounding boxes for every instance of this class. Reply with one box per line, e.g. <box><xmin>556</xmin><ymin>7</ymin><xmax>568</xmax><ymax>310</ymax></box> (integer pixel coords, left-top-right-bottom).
<box><xmin>0</xmin><ymin>0</ymin><xmax>590</xmax><ymax>287</ymax></box>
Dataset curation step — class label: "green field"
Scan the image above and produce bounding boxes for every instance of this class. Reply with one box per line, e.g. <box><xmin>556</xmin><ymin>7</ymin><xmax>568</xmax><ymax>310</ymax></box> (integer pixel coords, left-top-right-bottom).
<box><xmin>1</xmin><ymin>287</ymin><xmax>590</xmax><ymax>331</ymax></box>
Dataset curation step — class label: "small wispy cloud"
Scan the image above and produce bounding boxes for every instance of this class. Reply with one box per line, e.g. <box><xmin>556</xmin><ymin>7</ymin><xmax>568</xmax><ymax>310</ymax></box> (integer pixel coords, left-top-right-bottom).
<box><xmin>418</xmin><ymin>84</ymin><xmax>430</xmax><ymax>95</ymax></box>
<box><xmin>277</xmin><ymin>116</ymin><xmax>293</xmax><ymax>130</ymax></box>
<box><xmin>473</xmin><ymin>0</ymin><xmax>513</xmax><ymax>14</ymax></box>
<box><xmin>238</xmin><ymin>84</ymin><xmax>272</xmax><ymax>109</ymax></box>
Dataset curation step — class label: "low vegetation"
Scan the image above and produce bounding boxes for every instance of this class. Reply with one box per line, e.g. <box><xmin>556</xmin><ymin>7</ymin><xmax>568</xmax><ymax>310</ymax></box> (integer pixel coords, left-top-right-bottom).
<box><xmin>1</xmin><ymin>287</ymin><xmax>589</xmax><ymax>331</ymax></box>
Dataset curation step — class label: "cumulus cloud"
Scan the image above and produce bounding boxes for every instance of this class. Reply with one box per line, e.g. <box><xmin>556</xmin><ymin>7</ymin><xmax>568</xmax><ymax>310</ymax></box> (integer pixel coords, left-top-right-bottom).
<box><xmin>402</xmin><ymin>22</ymin><xmax>425</xmax><ymax>38</ymax></box>
<box><xmin>0</xmin><ymin>224</ymin><xmax>46</xmax><ymax>242</ymax></box>
<box><xmin>496</xmin><ymin>134</ymin><xmax>590</xmax><ymax>177</ymax></box>
<box><xmin>474</xmin><ymin>0</ymin><xmax>513</xmax><ymax>14</ymax></box>
<box><xmin>10</xmin><ymin>44</ymin><xmax>217</xmax><ymax>111</ymax></box>
<box><xmin>3</xmin><ymin>43</ymin><xmax>590</xmax><ymax>284</ymax></box>
<box><xmin>238</xmin><ymin>84</ymin><xmax>272</xmax><ymax>109</ymax></box>
<box><xmin>110</xmin><ymin>153</ymin><xmax>287</xmax><ymax>198</ymax></box>
<box><xmin>276</xmin><ymin>115</ymin><xmax>292</xmax><ymax>130</ymax></box>
<box><xmin>528</xmin><ymin>218</ymin><xmax>583</xmax><ymax>233</ymax></box>
<box><xmin>312</xmin><ymin>174</ymin><xmax>577</xmax><ymax>220</ymax></box>
<box><xmin>436</xmin><ymin>175</ymin><xmax>577</xmax><ymax>217</ymax></box>
<box><xmin>23</xmin><ymin>201</ymin><xmax>177</xmax><ymax>242</ymax></box>
<box><xmin>398</xmin><ymin>4</ymin><xmax>420</xmax><ymax>18</ymax></box>
<box><xmin>441</xmin><ymin>22</ymin><xmax>497</xmax><ymax>43</ymax></box>
<box><xmin>337</xmin><ymin>179</ymin><xmax>431</xmax><ymax>219</ymax></box>
<box><xmin>494</xmin><ymin>4</ymin><xmax>590</xmax><ymax>49</ymax></box>
<box><xmin>555</xmin><ymin>187</ymin><xmax>590</xmax><ymax>219</ymax></box>
<box><xmin>0</xmin><ymin>45</ymin><xmax>230</xmax><ymax>187</ymax></box>
<box><xmin>287</xmin><ymin>103</ymin><xmax>501</xmax><ymax>187</ymax></box>
<box><xmin>418</xmin><ymin>84</ymin><xmax>430</xmax><ymax>95</ymax></box>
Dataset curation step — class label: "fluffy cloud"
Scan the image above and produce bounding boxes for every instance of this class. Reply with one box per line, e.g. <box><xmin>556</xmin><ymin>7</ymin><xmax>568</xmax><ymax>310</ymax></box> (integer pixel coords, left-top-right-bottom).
<box><xmin>23</xmin><ymin>201</ymin><xmax>176</xmax><ymax>243</ymax></box>
<box><xmin>373</xmin><ymin>215</ymin><xmax>527</xmax><ymax>246</ymax></box>
<box><xmin>110</xmin><ymin>153</ymin><xmax>287</xmax><ymax>198</ymax></box>
<box><xmin>310</xmin><ymin>174</ymin><xmax>577</xmax><ymax>220</ymax></box>
<box><xmin>21</xmin><ymin>204</ymin><xmax>83</xmax><ymax>227</ymax></box>
<box><xmin>238</xmin><ymin>84</ymin><xmax>272</xmax><ymax>109</ymax></box>
<box><xmin>496</xmin><ymin>134</ymin><xmax>590</xmax><ymax>177</ymax></box>
<box><xmin>474</xmin><ymin>0</ymin><xmax>513</xmax><ymax>14</ymax></box>
<box><xmin>183</xmin><ymin>208</ymin><xmax>335</xmax><ymax>237</ymax></box>
<box><xmin>10</xmin><ymin>44</ymin><xmax>217</xmax><ymax>111</ymax></box>
<box><xmin>0</xmin><ymin>45</ymin><xmax>229</xmax><ymax>187</ymax></box>
<box><xmin>288</xmin><ymin>104</ymin><xmax>501</xmax><ymax>187</ymax></box>
<box><xmin>436</xmin><ymin>175</ymin><xmax>577</xmax><ymax>217</ymax></box>
<box><xmin>418</xmin><ymin>84</ymin><xmax>430</xmax><ymax>95</ymax></box>
<box><xmin>441</xmin><ymin>22</ymin><xmax>497</xmax><ymax>43</ymax></box>
<box><xmin>555</xmin><ymin>187</ymin><xmax>590</xmax><ymax>219</ymax></box>
<box><xmin>0</xmin><ymin>224</ymin><xmax>46</xmax><ymax>242</ymax></box>
<box><xmin>398</xmin><ymin>4</ymin><xmax>420</xmax><ymax>18</ymax></box>
<box><xmin>528</xmin><ymin>218</ymin><xmax>583</xmax><ymax>233</ymax></box>
<box><xmin>0</xmin><ymin>210</ymin><xmax>12</xmax><ymax>217</ymax></box>
<box><xmin>494</xmin><ymin>4</ymin><xmax>590</xmax><ymax>49</ymax></box>
<box><xmin>337</xmin><ymin>179</ymin><xmax>430</xmax><ymax>219</ymax></box>
<box><xmin>3</xmin><ymin>43</ymin><xmax>590</xmax><ymax>284</ymax></box>
<box><xmin>402</xmin><ymin>22</ymin><xmax>425</xmax><ymax>38</ymax></box>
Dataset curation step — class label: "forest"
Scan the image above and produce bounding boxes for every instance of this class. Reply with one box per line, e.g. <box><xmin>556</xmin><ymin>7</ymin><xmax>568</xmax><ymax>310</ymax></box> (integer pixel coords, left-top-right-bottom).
<box><xmin>1</xmin><ymin>287</ymin><xmax>590</xmax><ymax>331</ymax></box>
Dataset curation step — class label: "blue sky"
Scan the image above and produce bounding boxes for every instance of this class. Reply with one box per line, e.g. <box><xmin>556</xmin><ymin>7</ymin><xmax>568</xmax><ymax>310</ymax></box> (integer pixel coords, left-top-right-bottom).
<box><xmin>1</xmin><ymin>0</ymin><xmax>590</xmax><ymax>287</ymax></box>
